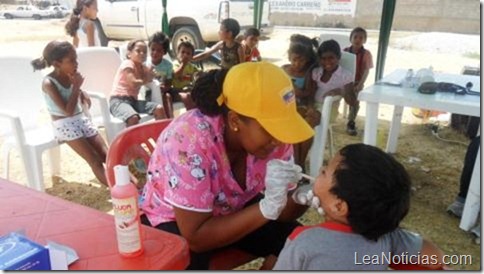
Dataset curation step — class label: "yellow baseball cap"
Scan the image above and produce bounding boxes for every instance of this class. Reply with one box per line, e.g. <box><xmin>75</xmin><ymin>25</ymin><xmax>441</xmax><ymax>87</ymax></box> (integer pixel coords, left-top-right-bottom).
<box><xmin>218</xmin><ymin>62</ymin><xmax>314</xmax><ymax>144</ymax></box>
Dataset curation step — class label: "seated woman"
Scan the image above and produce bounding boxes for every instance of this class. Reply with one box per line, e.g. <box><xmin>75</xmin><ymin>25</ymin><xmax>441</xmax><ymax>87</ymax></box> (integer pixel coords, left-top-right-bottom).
<box><xmin>139</xmin><ymin>62</ymin><xmax>314</xmax><ymax>269</ymax></box>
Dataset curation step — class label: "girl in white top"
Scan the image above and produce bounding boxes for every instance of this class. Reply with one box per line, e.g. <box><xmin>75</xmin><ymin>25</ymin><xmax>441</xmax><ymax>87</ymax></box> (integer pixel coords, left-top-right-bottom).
<box><xmin>311</xmin><ymin>39</ymin><xmax>355</xmax><ymax>121</ymax></box>
<box><xmin>65</xmin><ymin>0</ymin><xmax>101</xmax><ymax>47</ymax></box>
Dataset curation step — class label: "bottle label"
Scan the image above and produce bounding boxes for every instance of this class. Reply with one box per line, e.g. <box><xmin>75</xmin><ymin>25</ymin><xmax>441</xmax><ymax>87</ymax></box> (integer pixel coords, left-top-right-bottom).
<box><xmin>112</xmin><ymin>197</ymin><xmax>142</xmax><ymax>254</ymax></box>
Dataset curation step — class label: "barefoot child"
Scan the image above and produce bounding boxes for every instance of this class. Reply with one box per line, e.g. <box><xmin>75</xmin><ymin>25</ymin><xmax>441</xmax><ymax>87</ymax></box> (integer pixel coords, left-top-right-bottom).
<box><xmin>31</xmin><ymin>40</ymin><xmax>108</xmax><ymax>186</ymax></box>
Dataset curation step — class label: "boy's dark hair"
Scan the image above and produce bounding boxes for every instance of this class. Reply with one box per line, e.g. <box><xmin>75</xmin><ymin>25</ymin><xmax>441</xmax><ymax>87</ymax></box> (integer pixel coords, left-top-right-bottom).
<box><xmin>350</xmin><ymin>27</ymin><xmax>367</xmax><ymax>41</ymax></box>
<box><xmin>317</xmin><ymin>39</ymin><xmax>341</xmax><ymax>59</ymax></box>
<box><xmin>148</xmin><ymin>32</ymin><xmax>170</xmax><ymax>53</ymax></box>
<box><xmin>331</xmin><ymin>144</ymin><xmax>411</xmax><ymax>241</ymax></box>
<box><xmin>65</xmin><ymin>0</ymin><xmax>96</xmax><ymax>36</ymax></box>
<box><xmin>221</xmin><ymin>18</ymin><xmax>240</xmax><ymax>39</ymax></box>
<box><xmin>191</xmin><ymin>69</ymin><xmax>229</xmax><ymax>116</ymax></box>
<box><xmin>244</xmin><ymin>27</ymin><xmax>260</xmax><ymax>38</ymax></box>
<box><xmin>177</xmin><ymin>41</ymin><xmax>195</xmax><ymax>55</ymax></box>
<box><xmin>31</xmin><ymin>41</ymin><xmax>74</xmax><ymax>71</ymax></box>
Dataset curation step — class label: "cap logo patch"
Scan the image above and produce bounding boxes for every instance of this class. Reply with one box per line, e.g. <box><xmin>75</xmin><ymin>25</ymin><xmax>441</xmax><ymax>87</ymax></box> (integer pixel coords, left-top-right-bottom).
<box><xmin>281</xmin><ymin>88</ymin><xmax>295</xmax><ymax>105</ymax></box>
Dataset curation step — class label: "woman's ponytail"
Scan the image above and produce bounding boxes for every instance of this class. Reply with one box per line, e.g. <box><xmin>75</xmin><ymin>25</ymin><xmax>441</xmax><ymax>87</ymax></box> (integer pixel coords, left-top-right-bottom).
<box><xmin>65</xmin><ymin>12</ymin><xmax>81</xmax><ymax>37</ymax></box>
<box><xmin>65</xmin><ymin>0</ymin><xmax>87</xmax><ymax>37</ymax></box>
<box><xmin>191</xmin><ymin>69</ymin><xmax>229</xmax><ymax>116</ymax></box>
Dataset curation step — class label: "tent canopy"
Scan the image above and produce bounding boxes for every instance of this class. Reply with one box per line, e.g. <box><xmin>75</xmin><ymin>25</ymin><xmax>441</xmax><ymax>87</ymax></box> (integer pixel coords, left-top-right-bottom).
<box><xmin>161</xmin><ymin>0</ymin><xmax>396</xmax><ymax>79</ymax></box>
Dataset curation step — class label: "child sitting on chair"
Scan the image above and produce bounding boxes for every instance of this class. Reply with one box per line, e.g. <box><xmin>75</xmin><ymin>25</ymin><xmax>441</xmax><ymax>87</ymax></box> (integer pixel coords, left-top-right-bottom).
<box><xmin>274</xmin><ymin>143</ymin><xmax>447</xmax><ymax>270</ymax></box>
<box><xmin>110</xmin><ymin>39</ymin><xmax>166</xmax><ymax>126</ymax></box>
<box><xmin>147</xmin><ymin>32</ymin><xmax>174</xmax><ymax>118</ymax></box>
<box><xmin>31</xmin><ymin>40</ymin><xmax>108</xmax><ymax>186</ymax></box>
<box><xmin>312</xmin><ymin>39</ymin><xmax>355</xmax><ymax>123</ymax></box>
<box><xmin>172</xmin><ymin>41</ymin><xmax>200</xmax><ymax>110</ymax></box>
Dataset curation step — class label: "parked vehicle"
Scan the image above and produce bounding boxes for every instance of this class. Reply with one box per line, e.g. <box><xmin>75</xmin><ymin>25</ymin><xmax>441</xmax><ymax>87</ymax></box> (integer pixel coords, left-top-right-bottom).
<box><xmin>97</xmin><ymin>0</ymin><xmax>272</xmax><ymax>53</ymax></box>
<box><xmin>47</xmin><ymin>5</ymin><xmax>70</xmax><ymax>18</ymax></box>
<box><xmin>0</xmin><ymin>5</ymin><xmax>53</xmax><ymax>20</ymax></box>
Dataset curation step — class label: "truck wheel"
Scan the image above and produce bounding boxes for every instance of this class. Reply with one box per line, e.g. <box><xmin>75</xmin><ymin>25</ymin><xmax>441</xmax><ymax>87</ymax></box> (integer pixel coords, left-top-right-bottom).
<box><xmin>4</xmin><ymin>13</ymin><xmax>13</xmax><ymax>19</ymax></box>
<box><xmin>171</xmin><ymin>26</ymin><xmax>205</xmax><ymax>54</ymax></box>
<box><xmin>32</xmin><ymin>14</ymin><xmax>41</xmax><ymax>20</ymax></box>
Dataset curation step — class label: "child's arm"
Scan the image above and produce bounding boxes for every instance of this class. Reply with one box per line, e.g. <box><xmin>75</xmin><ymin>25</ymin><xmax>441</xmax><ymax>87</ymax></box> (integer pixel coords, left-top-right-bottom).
<box><xmin>237</xmin><ymin>43</ymin><xmax>246</xmax><ymax>63</ymax></box>
<box><xmin>355</xmin><ymin>51</ymin><xmax>374</xmax><ymax>92</ymax></box>
<box><xmin>192</xmin><ymin>41</ymin><xmax>222</xmax><ymax>61</ymax></box>
<box><xmin>80</xmin><ymin>90</ymin><xmax>91</xmax><ymax>108</ymax></box>
<box><xmin>173</xmin><ymin>61</ymin><xmax>186</xmax><ymax>80</ymax></box>
<box><xmin>124</xmin><ymin>67</ymin><xmax>145</xmax><ymax>90</ymax></box>
<box><xmin>42</xmin><ymin>73</ymin><xmax>82</xmax><ymax>116</ymax></box>
<box><xmin>355</xmin><ymin>67</ymin><xmax>370</xmax><ymax>92</ymax></box>
<box><xmin>142</xmin><ymin>65</ymin><xmax>155</xmax><ymax>84</ymax></box>
<box><xmin>83</xmin><ymin>20</ymin><xmax>96</xmax><ymax>47</ymax></box>
<box><xmin>322</xmin><ymin>82</ymin><xmax>356</xmax><ymax>106</ymax></box>
<box><xmin>72</xmin><ymin>35</ymin><xmax>79</xmax><ymax>48</ymax></box>
<box><xmin>254</xmin><ymin>47</ymin><xmax>262</xmax><ymax>61</ymax></box>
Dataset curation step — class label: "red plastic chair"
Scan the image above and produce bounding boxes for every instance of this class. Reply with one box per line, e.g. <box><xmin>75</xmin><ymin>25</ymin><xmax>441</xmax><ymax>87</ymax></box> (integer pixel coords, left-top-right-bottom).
<box><xmin>105</xmin><ymin>119</ymin><xmax>257</xmax><ymax>270</ymax></box>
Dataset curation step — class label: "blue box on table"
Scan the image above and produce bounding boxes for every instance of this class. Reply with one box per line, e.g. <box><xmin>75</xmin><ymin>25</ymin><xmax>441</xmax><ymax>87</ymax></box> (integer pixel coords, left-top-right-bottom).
<box><xmin>0</xmin><ymin>232</ymin><xmax>51</xmax><ymax>270</ymax></box>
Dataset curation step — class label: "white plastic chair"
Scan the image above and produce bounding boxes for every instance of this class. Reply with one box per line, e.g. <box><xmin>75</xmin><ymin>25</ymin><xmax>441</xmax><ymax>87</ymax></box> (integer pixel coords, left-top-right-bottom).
<box><xmin>76</xmin><ymin>47</ymin><xmax>154</xmax><ymax>143</ymax></box>
<box><xmin>319</xmin><ymin>33</ymin><xmax>349</xmax><ymax>51</ymax></box>
<box><xmin>0</xmin><ymin>56</ymin><xmax>61</xmax><ymax>191</ymax></box>
<box><xmin>308</xmin><ymin>51</ymin><xmax>356</xmax><ymax>177</ymax></box>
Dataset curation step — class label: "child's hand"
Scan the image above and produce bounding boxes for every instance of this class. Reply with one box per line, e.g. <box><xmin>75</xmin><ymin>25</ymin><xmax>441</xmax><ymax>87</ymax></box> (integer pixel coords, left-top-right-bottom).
<box><xmin>342</xmin><ymin>83</ymin><xmax>357</xmax><ymax>106</ymax></box>
<box><xmin>144</xmin><ymin>67</ymin><xmax>155</xmax><ymax>83</ymax></box>
<box><xmin>70</xmin><ymin>72</ymin><xmax>84</xmax><ymax>91</ymax></box>
<box><xmin>80</xmin><ymin>91</ymin><xmax>91</xmax><ymax>108</ymax></box>
<box><xmin>355</xmin><ymin>82</ymin><xmax>364</xmax><ymax>92</ymax></box>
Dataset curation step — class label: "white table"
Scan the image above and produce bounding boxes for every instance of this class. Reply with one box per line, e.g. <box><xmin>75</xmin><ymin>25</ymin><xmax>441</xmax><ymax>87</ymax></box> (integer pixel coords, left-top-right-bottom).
<box><xmin>358</xmin><ymin>69</ymin><xmax>480</xmax><ymax>231</ymax></box>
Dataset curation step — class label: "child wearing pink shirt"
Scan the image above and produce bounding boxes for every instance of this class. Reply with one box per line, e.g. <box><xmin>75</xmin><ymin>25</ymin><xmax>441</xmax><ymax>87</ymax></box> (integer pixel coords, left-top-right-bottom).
<box><xmin>109</xmin><ymin>39</ymin><xmax>166</xmax><ymax>126</ymax></box>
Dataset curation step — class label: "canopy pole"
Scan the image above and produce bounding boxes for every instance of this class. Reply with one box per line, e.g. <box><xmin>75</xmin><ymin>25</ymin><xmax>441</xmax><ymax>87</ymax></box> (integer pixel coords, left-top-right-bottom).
<box><xmin>375</xmin><ymin>0</ymin><xmax>396</xmax><ymax>81</ymax></box>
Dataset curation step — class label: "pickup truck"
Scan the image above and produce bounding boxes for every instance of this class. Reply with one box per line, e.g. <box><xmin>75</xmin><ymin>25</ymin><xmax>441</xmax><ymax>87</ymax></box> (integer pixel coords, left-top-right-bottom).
<box><xmin>97</xmin><ymin>0</ymin><xmax>272</xmax><ymax>52</ymax></box>
<box><xmin>47</xmin><ymin>5</ymin><xmax>70</xmax><ymax>18</ymax></box>
<box><xmin>0</xmin><ymin>5</ymin><xmax>53</xmax><ymax>20</ymax></box>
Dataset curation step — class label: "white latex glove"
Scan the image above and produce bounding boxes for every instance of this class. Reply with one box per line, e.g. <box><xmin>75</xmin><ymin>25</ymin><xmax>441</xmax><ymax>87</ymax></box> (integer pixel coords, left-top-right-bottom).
<box><xmin>292</xmin><ymin>184</ymin><xmax>324</xmax><ymax>215</ymax></box>
<box><xmin>259</xmin><ymin>159</ymin><xmax>302</xmax><ymax>220</ymax></box>
<box><xmin>292</xmin><ymin>183</ymin><xmax>313</xmax><ymax>205</ymax></box>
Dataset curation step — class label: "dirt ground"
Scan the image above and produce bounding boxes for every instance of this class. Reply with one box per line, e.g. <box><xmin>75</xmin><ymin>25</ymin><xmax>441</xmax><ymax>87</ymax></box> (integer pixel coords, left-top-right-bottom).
<box><xmin>0</xmin><ymin>17</ymin><xmax>480</xmax><ymax>270</ymax></box>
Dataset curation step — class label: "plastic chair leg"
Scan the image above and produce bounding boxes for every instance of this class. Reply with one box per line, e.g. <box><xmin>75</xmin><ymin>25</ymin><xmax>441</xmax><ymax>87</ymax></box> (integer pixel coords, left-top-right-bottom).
<box><xmin>328</xmin><ymin>125</ymin><xmax>335</xmax><ymax>157</ymax></box>
<box><xmin>48</xmin><ymin>146</ymin><xmax>61</xmax><ymax>176</ymax></box>
<box><xmin>1</xmin><ymin>143</ymin><xmax>13</xmax><ymax>179</ymax></box>
<box><xmin>342</xmin><ymin>103</ymin><xmax>349</xmax><ymax>118</ymax></box>
<box><xmin>27</xmin><ymin>147</ymin><xmax>45</xmax><ymax>191</ymax></box>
